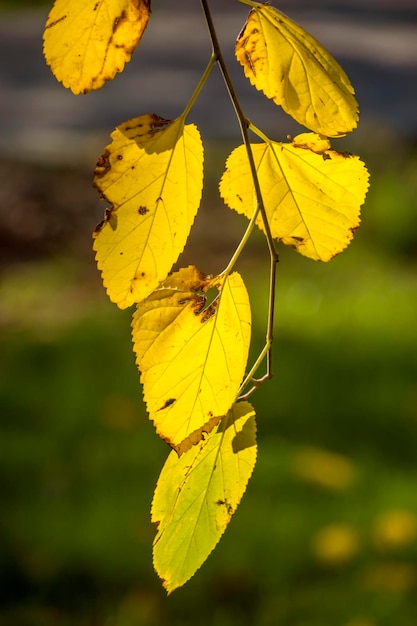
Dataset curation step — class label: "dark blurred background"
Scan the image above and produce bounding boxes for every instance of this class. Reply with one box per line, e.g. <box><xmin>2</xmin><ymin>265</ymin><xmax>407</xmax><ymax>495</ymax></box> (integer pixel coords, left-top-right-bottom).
<box><xmin>1</xmin><ymin>1</ymin><xmax>417</xmax><ymax>625</ymax></box>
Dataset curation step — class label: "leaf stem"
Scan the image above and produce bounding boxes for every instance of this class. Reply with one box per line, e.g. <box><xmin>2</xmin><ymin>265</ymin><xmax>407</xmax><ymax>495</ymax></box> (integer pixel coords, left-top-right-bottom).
<box><xmin>238</xmin><ymin>340</ymin><xmax>271</xmax><ymax>399</ymax></box>
<box><xmin>182</xmin><ymin>53</ymin><xmax>217</xmax><ymax>119</ymax></box>
<box><xmin>247</xmin><ymin>122</ymin><xmax>271</xmax><ymax>144</ymax></box>
<box><xmin>201</xmin><ymin>0</ymin><xmax>277</xmax><ymax>260</ymax></box>
<box><xmin>221</xmin><ymin>198</ymin><xmax>261</xmax><ymax>277</ymax></box>
<box><xmin>201</xmin><ymin>0</ymin><xmax>278</xmax><ymax>393</ymax></box>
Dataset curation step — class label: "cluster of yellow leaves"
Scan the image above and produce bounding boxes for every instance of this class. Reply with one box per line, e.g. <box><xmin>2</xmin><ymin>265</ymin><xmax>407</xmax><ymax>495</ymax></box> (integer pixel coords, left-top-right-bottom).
<box><xmin>42</xmin><ymin>0</ymin><xmax>369</xmax><ymax>592</ymax></box>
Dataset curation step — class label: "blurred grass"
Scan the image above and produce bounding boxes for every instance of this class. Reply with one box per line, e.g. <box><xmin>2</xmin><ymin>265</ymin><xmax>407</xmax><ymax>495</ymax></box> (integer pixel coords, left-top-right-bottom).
<box><xmin>1</xmin><ymin>149</ymin><xmax>417</xmax><ymax>626</ymax></box>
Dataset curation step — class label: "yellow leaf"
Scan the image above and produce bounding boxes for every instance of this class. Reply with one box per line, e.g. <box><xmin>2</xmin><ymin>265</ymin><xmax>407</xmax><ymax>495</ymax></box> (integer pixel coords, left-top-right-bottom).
<box><xmin>93</xmin><ymin>114</ymin><xmax>204</xmax><ymax>308</ymax></box>
<box><xmin>219</xmin><ymin>133</ymin><xmax>369</xmax><ymax>261</ymax></box>
<box><xmin>236</xmin><ymin>2</ymin><xmax>358</xmax><ymax>137</ymax></box>
<box><xmin>132</xmin><ymin>267</ymin><xmax>251</xmax><ymax>449</ymax></box>
<box><xmin>43</xmin><ymin>0</ymin><xmax>151</xmax><ymax>94</ymax></box>
<box><xmin>152</xmin><ymin>401</ymin><xmax>257</xmax><ymax>593</ymax></box>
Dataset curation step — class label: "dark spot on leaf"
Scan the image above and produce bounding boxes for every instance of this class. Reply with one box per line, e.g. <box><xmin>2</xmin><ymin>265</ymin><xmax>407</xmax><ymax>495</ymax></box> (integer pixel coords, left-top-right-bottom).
<box><xmin>159</xmin><ymin>398</ymin><xmax>176</xmax><ymax>411</ymax></box>
<box><xmin>149</xmin><ymin>114</ymin><xmax>171</xmax><ymax>134</ymax></box>
<box><xmin>236</xmin><ymin>22</ymin><xmax>247</xmax><ymax>43</ymax></box>
<box><xmin>123</xmin><ymin>123</ymin><xmax>139</xmax><ymax>131</ymax></box>
<box><xmin>237</xmin><ymin>194</ymin><xmax>243</xmax><ymax>202</ymax></box>
<box><xmin>45</xmin><ymin>14</ymin><xmax>67</xmax><ymax>29</ymax></box>
<box><xmin>173</xmin><ymin>413</ymin><xmax>222</xmax><ymax>456</ymax></box>
<box><xmin>138</xmin><ymin>206</ymin><xmax>149</xmax><ymax>215</ymax></box>
<box><xmin>215</xmin><ymin>498</ymin><xmax>234</xmax><ymax>516</ymax></box>
<box><xmin>93</xmin><ymin>219</ymin><xmax>105</xmax><ymax>236</ymax></box>
<box><xmin>322</xmin><ymin>153</ymin><xmax>331</xmax><ymax>161</ymax></box>
<box><xmin>200</xmin><ymin>305</ymin><xmax>218</xmax><ymax>323</ymax></box>
<box><xmin>107</xmin><ymin>210</ymin><xmax>118</xmax><ymax>231</ymax></box>
<box><xmin>117</xmin><ymin>154</ymin><xmax>123</xmax><ymax>160</ymax></box>
<box><xmin>244</xmin><ymin>51</ymin><xmax>256</xmax><ymax>75</ymax></box>
<box><xmin>93</xmin><ymin>206</ymin><xmax>117</xmax><ymax>235</ymax></box>
<box><xmin>112</xmin><ymin>11</ymin><xmax>126</xmax><ymax>33</ymax></box>
<box><xmin>94</xmin><ymin>150</ymin><xmax>111</xmax><ymax>178</ymax></box>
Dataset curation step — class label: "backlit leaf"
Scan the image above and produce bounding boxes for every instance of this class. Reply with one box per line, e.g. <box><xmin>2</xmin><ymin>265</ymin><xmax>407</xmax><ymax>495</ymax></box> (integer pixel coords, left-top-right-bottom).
<box><xmin>236</xmin><ymin>1</ymin><xmax>358</xmax><ymax>137</ymax></box>
<box><xmin>93</xmin><ymin>114</ymin><xmax>204</xmax><ymax>309</ymax></box>
<box><xmin>132</xmin><ymin>267</ymin><xmax>251</xmax><ymax>449</ymax></box>
<box><xmin>43</xmin><ymin>0</ymin><xmax>151</xmax><ymax>94</ymax></box>
<box><xmin>152</xmin><ymin>401</ymin><xmax>257</xmax><ymax>593</ymax></box>
<box><xmin>219</xmin><ymin>133</ymin><xmax>369</xmax><ymax>261</ymax></box>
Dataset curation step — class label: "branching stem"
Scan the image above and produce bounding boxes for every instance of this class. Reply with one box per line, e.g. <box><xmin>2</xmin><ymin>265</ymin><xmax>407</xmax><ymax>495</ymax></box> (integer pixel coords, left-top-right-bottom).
<box><xmin>200</xmin><ymin>0</ymin><xmax>279</xmax><ymax>393</ymax></box>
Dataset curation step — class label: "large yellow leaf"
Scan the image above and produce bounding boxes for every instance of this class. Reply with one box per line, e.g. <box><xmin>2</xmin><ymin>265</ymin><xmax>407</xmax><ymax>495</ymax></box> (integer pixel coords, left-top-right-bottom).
<box><xmin>219</xmin><ymin>133</ymin><xmax>369</xmax><ymax>261</ymax></box>
<box><xmin>43</xmin><ymin>0</ymin><xmax>151</xmax><ymax>94</ymax></box>
<box><xmin>236</xmin><ymin>1</ymin><xmax>358</xmax><ymax>137</ymax></box>
<box><xmin>132</xmin><ymin>267</ymin><xmax>251</xmax><ymax>449</ymax></box>
<box><xmin>152</xmin><ymin>401</ymin><xmax>257</xmax><ymax>593</ymax></box>
<box><xmin>93</xmin><ymin>114</ymin><xmax>204</xmax><ymax>309</ymax></box>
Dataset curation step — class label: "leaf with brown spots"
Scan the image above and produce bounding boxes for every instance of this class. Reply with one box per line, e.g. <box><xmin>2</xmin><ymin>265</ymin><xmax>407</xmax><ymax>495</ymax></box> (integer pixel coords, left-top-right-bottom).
<box><xmin>93</xmin><ymin>114</ymin><xmax>204</xmax><ymax>308</ymax></box>
<box><xmin>236</xmin><ymin>1</ymin><xmax>358</xmax><ymax>137</ymax></box>
<box><xmin>220</xmin><ymin>133</ymin><xmax>370</xmax><ymax>261</ymax></box>
<box><xmin>43</xmin><ymin>0</ymin><xmax>151</xmax><ymax>94</ymax></box>
<box><xmin>152</xmin><ymin>401</ymin><xmax>257</xmax><ymax>593</ymax></box>
<box><xmin>131</xmin><ymin>267</ymin><xmax>252</xmax><ymax>448</ymax></box>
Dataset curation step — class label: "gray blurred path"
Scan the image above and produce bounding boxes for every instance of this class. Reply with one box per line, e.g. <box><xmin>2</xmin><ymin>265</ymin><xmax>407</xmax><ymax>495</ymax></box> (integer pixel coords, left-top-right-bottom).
<box><xmin>0</xmin><ymin>1</ymin><xmax>417</xmax><ymax>164</ymax></box>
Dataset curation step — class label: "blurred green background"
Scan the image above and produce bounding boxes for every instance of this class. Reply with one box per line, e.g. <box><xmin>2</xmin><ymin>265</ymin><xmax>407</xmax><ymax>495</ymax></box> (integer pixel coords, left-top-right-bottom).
<box><xmin>2</xmin><ymin>2</ymin><xmax>417</xmax><ymax>625</ymax></box>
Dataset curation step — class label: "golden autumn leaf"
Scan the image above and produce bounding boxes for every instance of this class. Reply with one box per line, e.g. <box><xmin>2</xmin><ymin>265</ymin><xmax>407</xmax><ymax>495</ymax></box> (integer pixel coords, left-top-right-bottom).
<box><xmin>219</xmin><ymin>133</ymin><xmax>369</xmax><ymax>261</ymax></box>
<box><xmin>152</xmin><ymin>401</ymin><xmax>257</xmax><ymax>593</ymax></box>
<box><xmin>43</xmin><ymin>0</ymin><xmax>151</xmax><ymax>94</ymax></box>
<box><xmin>236</xmin><ymin>1</ymin><xmax>358</xmax><ymax>137</ymax></box>
<box><xmin>93</xmin><ymin>114</ymin><xmax>204</xmax><ymax>309</ymax></box>
<box><xmin>131</xmin><ymin>267</ymin><xmax>251</xmax><ymax>449</ymax></box>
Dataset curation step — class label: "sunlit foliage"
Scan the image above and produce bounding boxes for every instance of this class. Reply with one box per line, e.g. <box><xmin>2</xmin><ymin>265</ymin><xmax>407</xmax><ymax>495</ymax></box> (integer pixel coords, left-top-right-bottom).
<box><xmin>43</xmin><ymin>0</ymin><xmax>369</xmax><ymax>589</ymax></box>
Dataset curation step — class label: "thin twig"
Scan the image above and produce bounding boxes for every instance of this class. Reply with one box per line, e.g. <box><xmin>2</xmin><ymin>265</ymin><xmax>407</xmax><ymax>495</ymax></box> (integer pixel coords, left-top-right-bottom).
<box><xmin>200</xmin><ymin>0</ymin><xmax>279</xmax><ymax>392</ymax></box>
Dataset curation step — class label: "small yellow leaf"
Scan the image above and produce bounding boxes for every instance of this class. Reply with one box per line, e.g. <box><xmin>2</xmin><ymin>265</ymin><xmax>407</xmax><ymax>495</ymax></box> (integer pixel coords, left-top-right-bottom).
<box><xmin>43</xmin><ymin>0</ymin><xmax>151</xmax><ymax>94</ymax></box>
<box><xmin>93</xmin><ymin>114</ymin><xmax>204</xmax><ymax>308</ymax></box>
<box><xmin>152</xmin><ymin>401</ymin><xmax>257</xmax><ymax>593</ymax></box>
<box><xmin>132</xmin><ymin>267</ymin><xmax>251</xmax><ymax>449</ymax></box>
<box><xmin>220</xmin><ymin>133</ymin><xmax>369</xmax><ymax>261</ymax></box>
<box><xmin>236</xmin><ymin>2</ymin><xmax>358</xmax><ymax>137</ymax></box>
